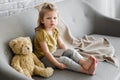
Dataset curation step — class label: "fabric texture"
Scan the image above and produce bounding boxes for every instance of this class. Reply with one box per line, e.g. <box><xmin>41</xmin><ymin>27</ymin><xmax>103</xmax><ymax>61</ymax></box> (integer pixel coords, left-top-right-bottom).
<box><xmin>74</xmin><ymin>35</ymin><xmax>119</xmax><ymax>67</ymax></box>
<box><xmin>34</xmin><ymin>1</ymin><xmax>119</xmax><ymax>68</ymax></box>
<box><xmin>41</xmin><ymin>49</ymin><xmax>84</xmax><ymax>72</ymax></box>
<box><xmin>57</xmin><ymin>18</ymin><xmax>119</xmax><ymax>67</ymax></box>
<box><xmin>34</xmin><ymin>27</ymin><xmax>59</xmax><ymax>58</ymax></box>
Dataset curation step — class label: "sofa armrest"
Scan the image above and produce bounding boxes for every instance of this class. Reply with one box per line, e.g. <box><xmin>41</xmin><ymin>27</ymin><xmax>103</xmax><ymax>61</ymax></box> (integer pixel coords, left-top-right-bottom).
<box><xmin>81</xmin><ymin>0</ymin><xmax>120</xmax><ymax>37</ymax></box>
<box><xmin>0</xmin><ymin>8</ymin><xmax>38</xmax><ymax>80</ymax></box>
<box><xmin>0</xmin><ymin>59</ymin><xmax>33</xmax><ymax>80</ymax></box>
<box><xmin>94</xmin><ymin>15</ymin><xmax>120</xmax><ymax>37</ymax></box>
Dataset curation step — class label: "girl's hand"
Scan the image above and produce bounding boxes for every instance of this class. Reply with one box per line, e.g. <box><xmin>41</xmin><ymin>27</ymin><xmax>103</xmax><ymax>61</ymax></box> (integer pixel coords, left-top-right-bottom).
<box><xmin>57</xmin><ymin>63</ymin><xmax>67</xmax><ymax>70</ymax></box>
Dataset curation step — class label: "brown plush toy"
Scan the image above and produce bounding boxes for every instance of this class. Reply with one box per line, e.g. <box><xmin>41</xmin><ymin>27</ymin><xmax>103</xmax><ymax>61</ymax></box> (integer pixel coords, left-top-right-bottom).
<box><xmin>9</xmin><ymin>37</ymin><xmax>54</xmax><ymax>78</ymax></box>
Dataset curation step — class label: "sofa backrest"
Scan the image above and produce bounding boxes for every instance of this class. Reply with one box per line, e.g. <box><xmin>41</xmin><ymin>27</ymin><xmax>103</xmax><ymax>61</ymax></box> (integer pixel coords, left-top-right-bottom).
<box><xmin>57</xmin><ymin>0</ymin><xmax>120</xmax><ymax>37</ymax></box>
<box><xmin>0</xmin><ymin>0</ymin><xmax>93</xmax><ymax>66</ymax></box>
<box><xmin>56</xmin><ymin>0</ymin><xmax>94</xmax><ymax>38</ymax></box>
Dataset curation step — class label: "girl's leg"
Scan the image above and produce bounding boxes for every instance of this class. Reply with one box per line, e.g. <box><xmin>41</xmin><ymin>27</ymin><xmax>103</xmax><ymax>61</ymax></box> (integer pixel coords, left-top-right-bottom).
<box><xmin>58</xmin><ymin>56</ymin><xmax>96</xmax><ymax>75</ymax></box>
<box><xmin>62</xmin><ymin>49</ymin><xmax>84</xmax><ymax>63</ymax></box>
<box><xmin>57</xmin><ymin>56</ymin><xmax>80</xmax><ymax>72</ymax></box>
<box><xmin>41</xmin><ymin>57</ymin><xmax>56</xmax><ymax>68</ymax></box>
<box><xmin>62</xmin><ymin>49</ymin><xmax>97</xmax><ymax>70</ymax></box>
<box><xmin>41</xmin><ymin>56</ymin><xmax>80</xmax><ymax>72</ymax></box>
<box><xmin>41</xmin><ymin>56</ymin><xmax>96</xmax><ymax>75</ymax></box>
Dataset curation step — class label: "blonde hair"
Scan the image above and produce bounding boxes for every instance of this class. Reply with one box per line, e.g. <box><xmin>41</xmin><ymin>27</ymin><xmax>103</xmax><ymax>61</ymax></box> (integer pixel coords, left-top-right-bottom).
<box><xmin>35</xmin><ymin>2</ymin><xmax>57</xmax><ymax>31</ymax></box>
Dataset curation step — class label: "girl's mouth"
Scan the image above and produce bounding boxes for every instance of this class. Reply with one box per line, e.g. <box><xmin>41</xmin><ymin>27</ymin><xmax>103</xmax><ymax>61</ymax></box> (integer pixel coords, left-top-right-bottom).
<box><xmin>51</xmin><ymin>24</ymin><xmax>54</xmax><ymax>26</ymax></box>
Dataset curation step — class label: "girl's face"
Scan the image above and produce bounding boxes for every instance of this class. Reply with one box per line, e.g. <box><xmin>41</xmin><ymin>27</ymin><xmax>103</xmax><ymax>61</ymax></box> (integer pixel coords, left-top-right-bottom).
<box><xmin>41</xmin><ymin>11</ymin><xmax>58</xmax><ymax>29</ymax></box>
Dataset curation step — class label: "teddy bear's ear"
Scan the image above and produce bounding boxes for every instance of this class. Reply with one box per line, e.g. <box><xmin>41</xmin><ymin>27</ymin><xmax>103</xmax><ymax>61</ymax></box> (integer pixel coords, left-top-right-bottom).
<box><xmin>9</xmin><ymin>39</ymin><xmax>17</xmax><ymax>48</ymax></box>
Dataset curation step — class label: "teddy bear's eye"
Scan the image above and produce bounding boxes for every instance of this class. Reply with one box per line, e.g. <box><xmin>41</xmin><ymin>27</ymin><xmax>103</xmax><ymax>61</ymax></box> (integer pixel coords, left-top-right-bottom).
<box><xmin>21</xmin><ymin>44</ymin><xmax>24</xmax><ymax>47</ymax></box>
<box><xmin>27</xmin><ymin>47</ymin><xmax>29</xmax><ymax>50</ymax></box>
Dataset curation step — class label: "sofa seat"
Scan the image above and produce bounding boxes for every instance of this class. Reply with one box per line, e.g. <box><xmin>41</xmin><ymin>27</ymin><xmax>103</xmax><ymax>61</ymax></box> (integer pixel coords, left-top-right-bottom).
<box><xmin>33</xmin><ymin>34</ymin><xmax>120</xmax><ymax>80</ymax></box>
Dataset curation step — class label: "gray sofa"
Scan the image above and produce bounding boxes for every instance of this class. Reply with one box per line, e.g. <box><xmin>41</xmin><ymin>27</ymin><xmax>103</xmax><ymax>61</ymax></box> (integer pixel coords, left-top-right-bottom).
<box><xmin>0</xmin><ymin>0</ymin><xmax>120</xmax><ymax>80</ymax></box>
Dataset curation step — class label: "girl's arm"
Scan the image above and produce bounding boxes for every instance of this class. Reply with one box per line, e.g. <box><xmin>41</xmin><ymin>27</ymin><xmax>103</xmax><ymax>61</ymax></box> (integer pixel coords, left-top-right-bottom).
<box><xmin>57</xmin><ymin>36</ymin><xmax>67</xmax><ymax>49</ymax></box>
<box><xmin>39</xmin><ymin>41</ymin><xmax>66</xmax><ymax>69</ymax></box>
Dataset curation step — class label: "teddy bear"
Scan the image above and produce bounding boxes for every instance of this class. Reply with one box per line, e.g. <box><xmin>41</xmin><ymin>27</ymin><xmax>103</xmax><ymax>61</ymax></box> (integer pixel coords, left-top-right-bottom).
<box><xmin>9</xmin><ymin>37</ymin><xmax>54</xmax><ymax>78</ymax></box>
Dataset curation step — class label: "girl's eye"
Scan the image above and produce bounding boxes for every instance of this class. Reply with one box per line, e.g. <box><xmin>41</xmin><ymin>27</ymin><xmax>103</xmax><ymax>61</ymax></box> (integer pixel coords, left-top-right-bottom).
<box><xmin>47</xmin><ymin>17</ymin><xmax>51</xmax><ymax>19</ymax></box>
<box><xmin>54</xmin><ymin>17</ymin><xmax>57</xmax><ymax>19</ymax></box>
<box><xmin>46</xmin><ymin>17</ymin><xmax>57</xmax><ymax>20</ymax></box>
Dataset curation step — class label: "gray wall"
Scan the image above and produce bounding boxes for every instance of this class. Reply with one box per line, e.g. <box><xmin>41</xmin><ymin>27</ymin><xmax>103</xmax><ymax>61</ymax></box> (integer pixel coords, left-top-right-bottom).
<box><xmin>115</xmin><ymin>0</ymin><xmax>120</xmax><ymax>19</ymax></box>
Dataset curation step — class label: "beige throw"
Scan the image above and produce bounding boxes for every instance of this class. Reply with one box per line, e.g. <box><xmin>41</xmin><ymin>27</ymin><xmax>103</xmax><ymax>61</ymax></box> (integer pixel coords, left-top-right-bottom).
<box><xmin>74</xmin><ymin>35</ymin><xmax>119</xmax><ymax>67</ymax></box>
<box><xmin>57</xmin><ymin>18</ymin><xmax>119</xmax><ymax>67</ymax></box>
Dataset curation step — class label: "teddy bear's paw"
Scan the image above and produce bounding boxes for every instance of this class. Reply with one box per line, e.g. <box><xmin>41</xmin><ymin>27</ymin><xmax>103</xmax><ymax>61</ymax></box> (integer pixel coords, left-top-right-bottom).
<box><xmin>43</xmin><ymin>67</ymin><xmax>54</xmax><ymax>77</ymax></box>
<box><xmin>46</xmin><ymin>67</ymin><xmax>54</xmax><ymax>72</ymax></box>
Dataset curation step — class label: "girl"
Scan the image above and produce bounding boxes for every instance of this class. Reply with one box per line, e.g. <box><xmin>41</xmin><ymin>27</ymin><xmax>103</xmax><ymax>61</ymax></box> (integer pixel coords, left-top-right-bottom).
<box><xmin>34</xmin><ymin>2</ymin><xmax>97</xmax><ymax>75</ymax></box>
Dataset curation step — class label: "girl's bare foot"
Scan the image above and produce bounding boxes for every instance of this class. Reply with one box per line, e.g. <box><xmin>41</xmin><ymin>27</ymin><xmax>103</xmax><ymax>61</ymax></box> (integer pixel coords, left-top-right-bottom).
<box><xmin>80</xmin><ymin>57</ymin><xmax>97</xmax><ymax>75</ymax></box>
<box><xmin>88</xmin><ymin>56</ymin><xmax>97</xmax><ymax>75</ymax></box>
<box><xmin>79</xmin><ymin>55</ymin><xmax>97</xmax><ymax>70</ymax></box>
<box><xmin>80</xmin><ymin>66</ymin><xmax>90</xmax><ymax>74</ymax></box>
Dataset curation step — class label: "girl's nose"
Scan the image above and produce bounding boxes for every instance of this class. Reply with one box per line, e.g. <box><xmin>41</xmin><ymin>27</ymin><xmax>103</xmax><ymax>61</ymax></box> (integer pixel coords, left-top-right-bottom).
<box><xmin>51</xmin><ymin>19</ymin><xmax>55</xmax><ymax>23</ymax></box>
<box><xmin>51</xmin><ymin>18</ymin><xmax>55</xmax><ymax>21</ymax></box>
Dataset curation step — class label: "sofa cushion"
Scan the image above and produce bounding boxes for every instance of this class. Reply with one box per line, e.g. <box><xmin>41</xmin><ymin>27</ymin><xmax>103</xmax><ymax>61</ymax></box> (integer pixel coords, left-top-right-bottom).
<box><xmin>33</xmin><ymin>34</ymin><xmax>120</xmax><ymax>80</ymax></box>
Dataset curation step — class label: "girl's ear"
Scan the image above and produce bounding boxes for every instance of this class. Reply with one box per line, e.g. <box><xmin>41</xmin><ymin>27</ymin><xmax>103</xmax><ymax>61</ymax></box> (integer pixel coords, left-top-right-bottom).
<box><xmin>40</xmin><ymin>19</ymin><xmax>44</xmax><ymax>24</ymax></box>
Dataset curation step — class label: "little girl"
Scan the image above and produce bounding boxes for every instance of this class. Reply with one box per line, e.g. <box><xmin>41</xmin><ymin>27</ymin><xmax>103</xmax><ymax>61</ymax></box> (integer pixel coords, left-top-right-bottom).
<box><xmin>34</xmin><ymin>2</ymin><xmax>97</xmax><ymax>75</ymax></box>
